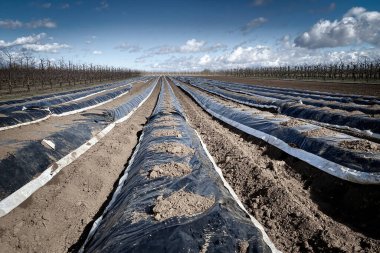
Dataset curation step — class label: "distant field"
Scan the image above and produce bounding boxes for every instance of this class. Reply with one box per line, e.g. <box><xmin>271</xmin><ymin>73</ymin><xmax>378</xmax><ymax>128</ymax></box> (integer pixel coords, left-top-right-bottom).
<box><xmin>196</xmin><ymin>75</ymin><xmax>380</xmax><ymax>97</ymax></box>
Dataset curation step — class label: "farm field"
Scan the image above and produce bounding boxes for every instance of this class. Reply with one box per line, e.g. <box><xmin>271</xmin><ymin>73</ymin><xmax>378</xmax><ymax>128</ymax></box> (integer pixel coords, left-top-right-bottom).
<box><xmin>198</xmin><ymin>76</ymin><xmax>380</xmax><ymax>97</ymax></box>
<box><xmin>1</xmin><ymin>1</ymin><xmax>380</xmax><ymax>252</ymax></box>
<box><xmin>0</xmin><ymin>76</ymin><xmax>379</xmax><ymax>252</ymax></box>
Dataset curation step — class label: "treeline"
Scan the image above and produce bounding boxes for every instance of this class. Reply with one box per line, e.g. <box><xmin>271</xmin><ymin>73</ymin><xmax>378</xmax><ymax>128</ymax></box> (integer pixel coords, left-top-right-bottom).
<box><xmin>0</xmin><ymin>50</ymin><xmax>141</xmax><ymax>94</ymax></box>
<box><xmin>206</xmin><ymin>60</ymin><xmax>380</xmax><ymax>83</ymax></box>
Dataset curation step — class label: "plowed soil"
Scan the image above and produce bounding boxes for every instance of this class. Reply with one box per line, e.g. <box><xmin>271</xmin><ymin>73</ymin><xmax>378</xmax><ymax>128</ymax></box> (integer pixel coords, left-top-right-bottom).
<box><xmin>0</xmin><ymin>83</ymin><xmax>160</xmax><ymax>253</ymax></box>
<box><xmin>171</xmin><ymin>80</ymin><xmax>380</xmax><ymax>252</ymax></box>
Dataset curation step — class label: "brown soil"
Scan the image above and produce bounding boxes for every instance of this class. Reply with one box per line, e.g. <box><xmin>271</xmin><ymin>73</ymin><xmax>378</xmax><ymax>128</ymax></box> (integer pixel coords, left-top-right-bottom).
<box><xmin>152</xmin><ymin>129</ymin><xmax>182</xmax><ymax>137</ymax></box>
<box><xmin>303</xmin><ymin>128</ymin><xmax>338</xmax><ymax>138</ymax></box>
<box><xmin>280</xmin><ymin>119</ymin><xmax>307</xmax><ymax>127</ymax></box>
<box><xmin>131</xmin><ymin>211</ymin><xmax>151</xmax><ymax>224</ymax></box>
<box><xmin>153</xmin><ymin>121</ymin><xmax>179</xmax><ymax>128</ymax></box>
<box><xmin>0</xmin><ymin>83</ymin><xmax>160</xmax><ymax>253</ymax></box>
<box><xmin>171</xmin><ymin>80</ymin><xmax>380</xmax><ymax>252</ymax></box>
<box><xmin>263</xmin><ymin>114</ymin><xmax>288</xmax><ymax>119</ymax></box>
<box><xmin>238</xmin><ymin>240</ymin><xmax>250</xmax><ymax>253</ymax></box>
<box><xmin>148</xmin><ymin>162</ymin><xmax>191</xmax><ymax>179</ymax></box>
<box><xmin>339</xmin><ymin>140</ymin><xmax>379</xmax><ymax>152</ymax></box>
<box><xmin>152</xmin><ymin>190</ymin><xmax>214</xmax><ymax>221</ymax></box>
<box><xmin>149</xmin><ymin>142</ymin><xmax>194</xmax><ymax>156</ymax></box>
<box><xmin>202</xmin><ymin>76</ymin><xmax>380</xmax><ymax>97</ymax></box>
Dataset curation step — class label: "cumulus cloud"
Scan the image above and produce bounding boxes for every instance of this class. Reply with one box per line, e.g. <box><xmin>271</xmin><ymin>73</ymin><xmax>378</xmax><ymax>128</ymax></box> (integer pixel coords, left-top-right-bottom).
<box><xmin>240</xmin><ymin>17</ymin><xmax>267</xmax><ymax>34</ymax></box>
<box><xmin>199</xmin><ymin>54</ymin><xmax>211</xmax><ymax>65</ymax></box>
<box><xmin>145</xmin><ymin>37</ymin><xmax>380</xmax><ymax>71</ymax></box>
<box><xmin>180</xmin><ymin>39</ymin><xmax>206</xmax><ymax>52</ymax></box>
<box><xmin>0</xmin><ymin>20</ymin><xmax>23</xmax><ymax>29</ymax></box>
<box><xmin>0</xmin><ymin>19</ymin><xmax>56</xmax><ymax>29</ymax></box>
<box><xmin>295</xmin><ymin>7</ymin><xmax>380</xmax><ymax>48</ymax></box>
<box><xmin>92</xmin><ymin>50</ymin><xmax>103</xmax><ymax>55</ymax></box>
<box><xmin>26</xmin><ymin>19</ymin><xmax>56</xmax><ymax>28</ymax></box>
<box><xmin>0</xmin><ymin>33</ymin><xmax>70</xmax><ymax>53</ymax></box>
<box><xmin>0</xmin><ymin>33</ymin><xmax>46</xmax><ymax>48</ymax></box>
<box><xmin>142</xmin><ymin>39</ymin><xmax>226</xmax><ymax>58</ymax></box>
<box><xmin>115</xmin><ymin>42</ymin><xmax>141</xmax><ymax>53</ymax></box>
<box><xmin>23</xmin><ymin>43</ymin><xmax>70</xmax><ymax>53</ymax></box>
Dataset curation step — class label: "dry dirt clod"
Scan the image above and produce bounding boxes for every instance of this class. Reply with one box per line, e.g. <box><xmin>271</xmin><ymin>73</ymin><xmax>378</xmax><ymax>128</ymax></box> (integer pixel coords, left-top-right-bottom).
<box><xmin>148</xmin><ymin>162</ymin><xmax>191</xmax><ymax>179</ymax></box>
<box><xmin>152</xmin><ymin>190</ymin><xmax>214</xmax><ymax>221</ymax></box>
<box><xmin>303</xmin><ymin>127</ymin><xmax>338</xmax><ymax>137</ymax></box>
<box><xmin>339</xmin><ymin>139</ymin><xmax>379</xmax><ymax>152</ymax></box>
<box><xmin>131</xmin><ymin>211</ymin><xmax>150</xmax><ymax>224</ymax></box>
<box><xmin>238</xmin><ymin>240</ymin><xmax>249</xmax><ymax>253</ymax></box>
<box><xmin>149</xmin><ymin>142</ymin><xmax>194</xmax><ymax>156</ymax></box>
<box><xmin>152</xmin><ymin>129</ymin><xmax>182</xmax><ymax>137</ymax></box>
<box><xmin>280</xmin><ymin>119</ymin><xmax>307</xmax><ymax>127</ymax></box>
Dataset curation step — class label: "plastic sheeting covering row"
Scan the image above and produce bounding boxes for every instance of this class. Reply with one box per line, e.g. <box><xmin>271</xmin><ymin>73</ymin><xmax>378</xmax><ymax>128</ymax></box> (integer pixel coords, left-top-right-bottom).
<box><xmin>171</xmin><ymin>78</ymin><xmax>380</xmax><ymax>184</ymax></box>
<box><xmin>0</xmin><ymin>76</ymin><xmax>150</xmax><ymax>107</ymax></box>
<box><xmin>0</xmin><ymin>79</ymin><xmax>138</xmax><ymax>114</ymax></box>
<box><xmin>215</xmin><ymin>84</ymin><xmax>380</xmax><ymax>115</ymax></box>
<box><xmin>177</xmin><ymin>77</ymin><xmax>380</xmax><ymax>135</ymax></box>
<box><xmin>181</xmin><ymin>77</ymin><xmax>380</xmax><ymax>106</ymax></box>
<box><xmin>0</xmin><ymin>79</ymin><xmax>143</xmax><ymax>129</ymax></box>
<box><xmin>80</xmin><ymin>81</ymin><xmax>277</xmax><ymax>252</ymax></box>
<box><xmin>0</xmin><ymin>81</ymin><xmax>157</xmax><ymax>203</ymax></box>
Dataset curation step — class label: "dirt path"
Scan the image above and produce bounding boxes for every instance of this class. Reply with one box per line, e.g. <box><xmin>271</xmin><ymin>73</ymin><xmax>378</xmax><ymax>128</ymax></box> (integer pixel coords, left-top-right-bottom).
<box><xmin>170</xmin><ymin>81</ymin><xmax>380</xmax><ymax>252</ymax></box>
<box><xmin>199</xmin><ymin>76</ymin><xmax>380</xmax><ymax>97</ymax></box>
<box><xmin>0</xmin><ymin>84</ymin><xmax>160</xmax><ymax>253</ymax></box>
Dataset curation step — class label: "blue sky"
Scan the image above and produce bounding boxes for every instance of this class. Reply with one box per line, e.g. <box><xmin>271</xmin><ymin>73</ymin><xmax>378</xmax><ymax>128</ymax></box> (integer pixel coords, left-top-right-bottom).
<box><xmin>0</xmin><ymin>0</ymin><xmax>379</xmax><ymax>71</ymax></box>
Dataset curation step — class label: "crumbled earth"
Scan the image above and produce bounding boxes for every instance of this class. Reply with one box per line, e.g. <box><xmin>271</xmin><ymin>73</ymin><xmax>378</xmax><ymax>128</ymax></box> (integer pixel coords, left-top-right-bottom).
<box><xmin>149</xmin><ymin>142</ymin><xmax>194</xmax><ymax>156</ymax></box>
<box><xmin>280</xmin><ymin>119</ymin><xmax>307</xmax><ymax>127</ymax></box>
<box><xmin>131</xmin><ymin>211</ymin><xmax>151</xmax><ymax>224</ymax></box>
<box><xmin>148</xmin><ymin>162</ymin><xmax>191</xmax><ymax>179</ymax></box>
<box><xmin>339</xmin><ymin>139</ymin><xmax>379</xmax><ymax>152</ymax></box>
<box><xmin>152</xmin><ymin>129</ymin><xmax>182</xmax><ymax>137</ymax></box>
<box><xmin>303</xmin><ymin>127</ymin><xmax>338</xmax><ymax>138</ymax></box>
<box><xmin>152</xmin><ymin>190</ymin><xmax>214</xmax><ymax>221</ymax></box>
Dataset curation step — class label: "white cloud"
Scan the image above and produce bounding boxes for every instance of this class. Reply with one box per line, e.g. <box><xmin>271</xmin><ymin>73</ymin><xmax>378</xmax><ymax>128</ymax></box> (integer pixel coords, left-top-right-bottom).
<box><xmin>22</xmin><ymin>43</ymin><xmax>70</xmax><ymax>53</ymax></box>
<box><xmin>26</xmin><ymin>19</ymin><xmax>56</xmax><ymax>28</ymax></box>
<box><xmin>295</xmin><ymin>6</ymin><xmax>380</xmax><ymax>48</ymax></box>
<box><xmin>180</xmin><ymin>39</ymin><xmax>206</xmax><ymax>52</ymax></box>
<box><xmin>145</xmin><ymin>37</ymin><xmax>380</xmax><ymax>71</ymax></box>
<box><xmin>92</xmin><ymin>50</ymin><xmax>103</xmax><ymax>55</ymax></box>
<box><xmin>145</xmin><ymin>39</ymin><xmax>226</xmax><ymax>56</ymax></box>
<box><xmin>240</xmin><ymin>17</ymin><xmax>267</xmax><ymax>34</ymax></box>
<box><xmin>115</xmin><ymin>42</ymin><xmax>141</xmax><ymax>53</ymax></box>
<box><xmin>0</xmin><ymin>19</ymin><xmax>56</xmax><ymax>29</ymax></box>
<box><xmin>0</xmin><ymin>20</ymin><xmax>23</xmax><ymax>29</ymax></box>
<box><xmin>199</xmin><ymin>54</ymin><xmax>211</xmax><ymax>65</ymax></box>
<box><xmin>0</xmin><ymin>33</ymin><xmax>70</xmax><ymax>54</ymax></box>
<box><xmin>0</xmin><ymin>33</ymin><xmax>46</xmax><ymax>48</ymax></box>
